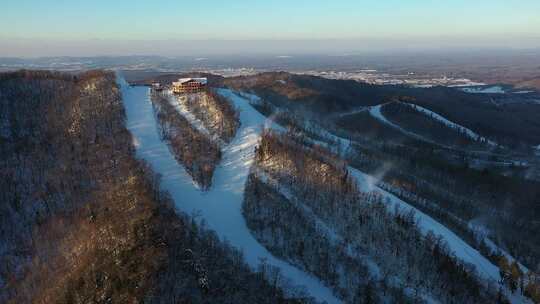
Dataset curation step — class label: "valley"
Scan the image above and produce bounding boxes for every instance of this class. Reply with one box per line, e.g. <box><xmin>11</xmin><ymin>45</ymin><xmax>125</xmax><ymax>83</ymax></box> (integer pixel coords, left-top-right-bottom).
<box><xmin>1</xmin><ymin>69</ymin><xmax>539</xmax><ymax>303</ymax></box>
<box><xmin>121</xmin><ymin>71</ymin><xmax>539</xmax><ymax>303</ymax></box>
<box><xmin>2</xmin><ymin>1</ymin><xmax>540</xmax><ymax>303</ymax></box>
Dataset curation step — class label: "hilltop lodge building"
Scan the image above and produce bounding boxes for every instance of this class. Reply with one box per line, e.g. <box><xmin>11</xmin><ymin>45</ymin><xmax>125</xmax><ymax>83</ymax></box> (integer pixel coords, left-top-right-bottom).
<box><xmin>172</xmin><ymin>78</ymin><xmax>208</xmax><ymax>93</ymax></box>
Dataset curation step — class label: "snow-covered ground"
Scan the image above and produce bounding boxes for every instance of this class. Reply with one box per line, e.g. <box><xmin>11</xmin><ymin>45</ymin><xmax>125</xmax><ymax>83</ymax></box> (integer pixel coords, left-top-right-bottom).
<box><xmin>408</xmin><ymin>104</ymin><xmax>497</xmax><ymax>146</ymax></box>
<box><xmin>460</xmin><ymin>86</ymin><xmax>506</xmax><ymax>94</ymax></box>
<box><xmin>120</xmin><ymin>75</ymin><xmax>529</xmax><ymax>303</ymax></box>
<box><xmin>336</xmin><ymin>106</ymin><xmax>369</xmax><ymax>118</ymax></box>
<box><xmin>255</xmin><ymin>169</ymin><xmax>443</xmax><ymax>303</ymax></box>
<box><xmin>165</xmin><ymin>91</ymin><xmax>212</xmax><ymax>138</ymax></box>
<box><xmin>252</xmin><ymin>97</ymin><xmax>526</xmax><ymax>298</ymax></box>
<box><xmin>368</xmin><ymin>103</ymin><xmax>499</xmax><ymax>148</ymax></box>
<box><xmin>164</xmin><ymin>91</ymin><xmax>226</xmax><ymax>146</ymax></box>
<box><xmin>255</xmin><ymin>169</ymin><xmax>345</xmax><ymax>247</ymax></box>
<box><xmin>349</xmin><ymin>168</ymin><xmax>530</xmax><ymax>304</ymax></box>
<box><xmin>369</xmin><ymin>104</ymin><xmax>436</xmax><ymax>144</ymax></box>
<box><xmin>350</xmin><ymin>168</ymin><xmax>500</xmax><ymax>282</ymax></box>
<box><xmin>118</xmin><ymin>76</ymin><xmax>340</xmax><ymax>304</ymax></box>
<box><xmin>279</xmin><ymin>100</ymin><xmax>528</xmax><ymax>302</ymax></box>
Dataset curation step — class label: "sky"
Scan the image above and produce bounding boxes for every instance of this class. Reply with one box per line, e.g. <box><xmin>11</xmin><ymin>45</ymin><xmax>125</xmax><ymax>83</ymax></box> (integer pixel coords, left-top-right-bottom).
<box><xmin>1</xmin><ymin>0</ymin><xmax>540</xmax><ymax>57</ymax></box>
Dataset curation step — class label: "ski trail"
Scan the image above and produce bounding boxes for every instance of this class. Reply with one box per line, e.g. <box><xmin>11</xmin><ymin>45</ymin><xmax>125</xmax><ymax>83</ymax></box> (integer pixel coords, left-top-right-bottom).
<box><xmin>335</xmin><ymin>107</ymin><xmax>369</xmax><ymax>118</ymax></box>
<box><xmin>163</xmin><ymin>91</ymin><xmax>227</xmax><ymax>146</ymax></box>
<box><xmin>369</xmin><ymin>104</ymin><xmax>436</xmax><ymax>144</ymax></box>
<box><xmin>348</xmin><ymin>168</ymin><xmax>530</xmax><ymax>304</ymax></box>
<box><xmin>118</xmin><ymin>76</ymin><xmax>340</xmax><ymax>304</ymax></box>
<box><xmin>407</xmin><ymin>104</ymin><xmax>497</xmax><ymax>146</ymax></box>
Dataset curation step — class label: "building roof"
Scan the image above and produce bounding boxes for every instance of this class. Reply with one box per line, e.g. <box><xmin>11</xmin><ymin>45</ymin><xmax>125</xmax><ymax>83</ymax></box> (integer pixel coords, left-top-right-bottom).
<box><xmin>175</xmin><ymin>77</ymin><xmax>208</xmax><ymax>85</ymax></box>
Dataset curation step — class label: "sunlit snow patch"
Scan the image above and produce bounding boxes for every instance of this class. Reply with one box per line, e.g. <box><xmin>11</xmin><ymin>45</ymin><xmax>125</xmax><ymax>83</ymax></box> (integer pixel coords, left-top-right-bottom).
<box><xmin>460</xmin><ymin>86</ymin><xmax>506</xmax><ymax>94</ymax></box>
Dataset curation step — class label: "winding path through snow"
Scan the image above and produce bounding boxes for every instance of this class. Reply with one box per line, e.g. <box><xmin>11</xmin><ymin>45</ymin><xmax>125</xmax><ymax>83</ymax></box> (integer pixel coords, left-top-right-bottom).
<box><xmin>118</xmin><ymin>77</ymin><xmax>340</xmax><ymax>304</ymax></box>
<box><xmin>368</xmin><ymin>103</ymin><xmax>500</xmax><ymax>149</ymax></box>
<box><xmin>406</xmin><ymin>104</ymin><xmax>497</xmax><ymax>146</ymax></box>
<box><xmin>369</xmin><ymin>104</ymin><xmax>434</xmax><ymax>143</ymax></box>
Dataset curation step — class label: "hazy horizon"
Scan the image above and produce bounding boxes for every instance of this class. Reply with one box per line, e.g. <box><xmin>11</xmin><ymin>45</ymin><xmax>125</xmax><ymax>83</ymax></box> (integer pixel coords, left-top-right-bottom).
<box><xmin>2</xmin><ymin>37</ymin><xmax>540</xmax><ymax>58</ymax></box>
<box><xmin>2</xmin><ymin>0</ymin><xmax>540</xmax><ymax>57</ymax></box>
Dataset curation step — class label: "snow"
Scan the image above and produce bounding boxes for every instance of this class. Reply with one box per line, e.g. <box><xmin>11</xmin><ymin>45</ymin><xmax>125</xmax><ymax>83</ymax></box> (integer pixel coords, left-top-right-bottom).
<box><xmin>175</xmin><ymin>77</ymin><xmax>208</xmax><ymax>85</ymax></box>
<box><xmin>484</xmin><ymin>238</ymin><xmax>530</xmax><ymax>274</ymax></box>
<box><xmin>513</xmin><ymin>90</ymin><xmax>535</xmax><ymax>94</ymax></box>
<box><xmin>349</xmin><ymin>167</ymin><xmax>531</xmax><ymax>304</ymax></box>
<box><xmin>118</xmin><ymin>75</ymin><xmax>340</xmax><ymax>304</ymax></box>
<box><xmin>369</xmin><ymin>104</ymin><xmax>433</xmax><ymax>143</ymax></box>
<box><xmin>255</xmin><ymin>169</ymin><xmax>344</xmax><ymax>245</ymax></box>
<box><xmin>255</xmin><ymin>169</ymin><xmax>386</xmax><ymax>289</ymax></box>
<box><xmin>412</xmin><ymin>84</ymin><xmax>436</xmax><ymax>88</ymax></box>
<box><xmin>337</xmin><ymin>107</ymin><xmax>368</xmax><ymax>118</ymax></box>
<box><xmin>448</xmin><ymin>81</ymin><xmax>486</xmax><ymax>87</ymax></box>
<box><xmin>164</xmin><ymin>91</ymin><xmax>226</xmax><ymax>146</ymax></box>
<box><xmin>166</xmin><ymin>92</ymin><xmax>212</xmax><ymax>137</ymax></box>
<box><xmin>120</xmin><ymin>74</ymin><xmax>530</xmax><ymax>303</ymax></box>
<box><xmin>369</xmin><ymin>103</ymin><xmax>499</xmax><ymax>148</ymax></box>
<box><xmin>460</xmin><ymin>86</ymin><xmax>506</xmax><ymax>94</ymax></box>
<box><xmin>407</xmin><ymin>104</ymin><xmax>497</xmax><ymax>146</ymax></box>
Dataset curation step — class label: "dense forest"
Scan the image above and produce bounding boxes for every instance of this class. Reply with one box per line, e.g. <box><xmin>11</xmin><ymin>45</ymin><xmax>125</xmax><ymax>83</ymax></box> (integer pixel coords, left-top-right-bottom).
<box><xmin>381</xmin><ymin>102</ymin><xmax>490</xmax><ymax>149</ymax></box>
<box><xmin>225</xmin><ymin>72</ymin><xmax>540</xmax><ymax>148</ymax></box>
<box><xmin>178</xmin><ymin>89</ymin><xmax>240</xmax><ymax>143</ymax></box>
<box><xmin>150</xmin><ymin>91</ymin><xmax>221</xmax><ymax>189</ymax></box>
<box><xmin>0</xmin><ymin>70</ymin><xmax>301</xmax><ymax>303</ymax></box>
<box><xmin>243</xmin><ymin>130</ymin><xmax>503</xmax><ymax>303</ymax></box>
<box><xmin>347</xmin><ymin>137</ymin><xmax>540</xmax><ymax>269</ymax></box>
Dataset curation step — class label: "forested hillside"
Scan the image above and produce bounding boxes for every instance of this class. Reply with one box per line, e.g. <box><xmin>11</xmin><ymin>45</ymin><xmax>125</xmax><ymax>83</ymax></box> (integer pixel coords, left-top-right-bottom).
<box><xmin>151</xmin><ymin>91</ymin><xmax>221</xmax><ymax>189</ymax></box>
<box><xmin>0</xmin><ymin>70</ymin><xmax>298</xmax><ymax>303</ymax></box>
<box><xmin>178</xmin><ymin>89</ymin><xmax>240</xmax><ymax>143</ymax></box>
<box><xmin>381</xmin><ymin>102</ymin><xmax>490</xmax><ymax>149</ymax></box>
<box><xmin>244</xmin><ymin>131</ymin><xmax>502</xmax><ymax>303</ymax></box>
<box><xmin>225</xmin><ymin>72</ymin><xmax>540</xmax><ymax>148</ymax></box>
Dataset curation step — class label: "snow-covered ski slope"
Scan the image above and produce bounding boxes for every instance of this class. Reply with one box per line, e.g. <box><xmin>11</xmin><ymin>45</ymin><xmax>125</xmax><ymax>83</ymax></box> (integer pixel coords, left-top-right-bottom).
<box><xmin>118</xmin><ymin>77</ymin><xmax>340</xmax><ymax>304</ymax></box>
<box><xmin>350</xmin><ymin>168</ymin><xmax>530</xmax><ymax>304</ymax></box>
<box><xmin>460</xmin><ymin>86</ymin><xmax>506</xmax><ymax>94</ymax></box>
<box><xmin>369</xmin><ymin>103</ymin><xmax>497</xmax><ymax>147</ymax></box>
<box><xmin>227</xmin><ymin>91</ymin><xmax>526</xmax><ymax>290</ymax></box>
<box><xmin>369</xmin><ymin>104</ymin><xmax>433</xmax><ymax>143</ymax></box>
<box><xmin>120</xmin><ymin>75</ymin><xmax>528</xmax><ymax>303</ymax></box>
<box><xmin>164</xmin><ymin>91</ymin><xmax>227</xmax><ymax>146</ymax></box>
<box><xmin>407</xmin><ymin>104</ymin><xmax>497</xmax><ymax>146</ymax></box>
<box><xmin>350</xmin><ymin>168</ymin><xmax>500</xmax><ymax>281</ymax></box>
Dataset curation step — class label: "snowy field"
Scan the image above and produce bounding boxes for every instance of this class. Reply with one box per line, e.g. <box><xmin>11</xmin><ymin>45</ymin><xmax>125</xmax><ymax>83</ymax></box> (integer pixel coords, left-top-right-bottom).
<box><xmin>118</xmin><ymin>76</ymin><xmax>340</xmax><ymax>303</ymax></box>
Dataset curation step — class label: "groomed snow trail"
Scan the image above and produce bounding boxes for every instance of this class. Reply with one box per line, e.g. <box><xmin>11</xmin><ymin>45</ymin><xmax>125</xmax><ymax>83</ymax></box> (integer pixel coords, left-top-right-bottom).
<box><xmin>118</xmin><ymin>77</ymin><xmax>340</xmax><ymax>304</ymax></box>
<box><xmin>350</xmin><ymin>168</ymin><xmax>500</xmax><ymax>281</ymax></box>
<box><xmin>349</xmin><ymin>168</ymin><xmax>531</xmax><ymax>304</ymax></box>
<box><xmin>406</xmin><ymin>104</ymin><xmax>497</xmax><ymax>146</ymax></box>
<box><xmin>460</xmin><ymin>86</ymin><xmax>505</xmax><ymax>94</ymax></box>
<box><xmin>164</xmin><ymin>91</ymin><xmax>226</xmax><ymax>146</ymax></box>
<box><xmin>369</xmin><ymin>104</ymin><xmax>499</xmax><ymax>149</ymax></box>
<box><xmin>236</xmin><ymin>93</ymin><xmax>529</xmax><ymax>303</ymax></box>
<box><xmin>369</xmin><ymin>104</ymin><xmax>435</xmax><ymax>144</ymax></box>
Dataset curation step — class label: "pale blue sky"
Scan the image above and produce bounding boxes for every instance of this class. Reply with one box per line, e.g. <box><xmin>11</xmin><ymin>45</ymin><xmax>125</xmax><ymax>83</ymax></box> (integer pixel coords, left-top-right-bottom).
<box><xmin>1</xmin><ymin>0</ymin><xmax>540</xmax><ymax>56</ymax></box>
